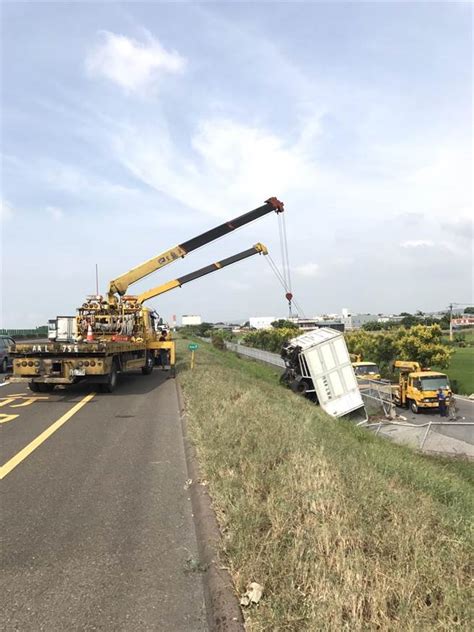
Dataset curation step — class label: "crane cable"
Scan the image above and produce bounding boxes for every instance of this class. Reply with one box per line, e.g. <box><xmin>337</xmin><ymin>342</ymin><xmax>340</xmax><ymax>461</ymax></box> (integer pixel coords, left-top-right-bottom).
<box><xmin>266</xmin><ymin>240</ymin><xmax>306</xmax><ymax>319</ymax></box>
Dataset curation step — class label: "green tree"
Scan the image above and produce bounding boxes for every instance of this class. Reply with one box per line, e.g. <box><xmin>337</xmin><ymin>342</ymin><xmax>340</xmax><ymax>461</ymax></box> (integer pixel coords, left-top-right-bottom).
<box><xmin>464</xmin><ymin>306</ymin><xmax>474</xmax><ymax>314</ymax></box>
<box><xmin>346</xmin><ymin>325</ymin><xmax>452</xmax><ymax>374</ymax></box>
<box><xmin>362</xmin><ymin>321</ymin><xmax>383</xmax><ymax>331</ymax></box>
<box><xmin>271</xmin><ymin>319</ymin><xmax>298</xmax><ymax>330</ymax></box>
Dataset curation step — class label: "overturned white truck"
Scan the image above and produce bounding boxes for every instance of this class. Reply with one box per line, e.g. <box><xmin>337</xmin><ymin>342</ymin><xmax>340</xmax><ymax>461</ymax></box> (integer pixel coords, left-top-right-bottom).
<box><xmin>280</xmin><ymin>327</ymin><xmax>367</xmax><ymax>423</ymax></box>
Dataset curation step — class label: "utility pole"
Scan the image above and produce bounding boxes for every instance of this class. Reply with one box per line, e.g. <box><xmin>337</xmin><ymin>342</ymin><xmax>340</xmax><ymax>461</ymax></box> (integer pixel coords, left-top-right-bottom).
<box><xmin>95</xmin><ymin>264</ymin><xmax>99</xmax><ymax>297</ymax></box>
<box><xmin>449</xmin><ymin>303</ymin><xmax>453</xmax><ymax>341</ymax></box>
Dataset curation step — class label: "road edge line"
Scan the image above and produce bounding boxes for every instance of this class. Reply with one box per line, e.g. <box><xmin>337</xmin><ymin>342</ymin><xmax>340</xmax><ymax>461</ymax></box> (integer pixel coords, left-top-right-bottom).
<box><xmin>0</xmin><ymin>392</ymin><xmax>95</xmax><ymax>479</ymax></box>
<box><xmin>175</xmin><ymin>379</ymin><xmax>245</xmax><ymax>632</ymax></box>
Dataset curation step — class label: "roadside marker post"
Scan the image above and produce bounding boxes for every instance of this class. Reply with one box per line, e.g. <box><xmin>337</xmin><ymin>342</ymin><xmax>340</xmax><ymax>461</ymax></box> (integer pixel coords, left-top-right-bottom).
<box><xmin>188</xmin><ymin>343</ymin><xmax>199</xmax><ymax>369</ymax></box>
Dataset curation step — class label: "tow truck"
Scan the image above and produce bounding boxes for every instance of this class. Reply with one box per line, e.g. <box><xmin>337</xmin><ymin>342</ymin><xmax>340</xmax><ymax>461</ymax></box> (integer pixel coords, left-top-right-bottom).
<box><xmin>392</xmin><ymin>361</ymin><xmax>451</xmax><ymax>414</ymax></box>
<box><xmin>10</xmin><ymin>198</ymin><xmax>283</xmax><ymax>392</ymax></box>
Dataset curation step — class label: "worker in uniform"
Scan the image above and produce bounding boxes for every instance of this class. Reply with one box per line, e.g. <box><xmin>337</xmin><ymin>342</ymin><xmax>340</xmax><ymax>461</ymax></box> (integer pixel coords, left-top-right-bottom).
<box><xmin>437</xmin><ymin>388</ymin><xmax>447</xmax><ymax>417</ymax></box>
<box><xmin>159</xmin><ymin>329</ymin><xmax>169</xmax><ymax>370</ymax></box>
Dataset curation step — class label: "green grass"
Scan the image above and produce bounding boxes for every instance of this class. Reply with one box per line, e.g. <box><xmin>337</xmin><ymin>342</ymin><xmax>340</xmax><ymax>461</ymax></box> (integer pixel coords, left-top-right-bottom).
<box><xmin>434</xmin><ymin>346</ymin><xmax>474</xmax><ymax>396</ymax></box>
<box><xmin>447</xmin><ymin>347</ymin><xmax>474</xmax><ymax>395</ymax></box>
<box><xmin>178</xmin><ymin>339</ymin><xmax>473</xmax><ymax>631</ymax></box>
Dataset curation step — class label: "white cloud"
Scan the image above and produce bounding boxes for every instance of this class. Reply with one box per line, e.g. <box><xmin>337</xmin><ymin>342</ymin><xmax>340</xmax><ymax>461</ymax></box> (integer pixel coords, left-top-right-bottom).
<box><xmin>111</xmin><ymin>117</ymin><xmax>317</xmax><ymax>217</ymax></box>
<box><xmin>293</xmin><ymin>262</ymin><xmax>320</xmax><ymax>277</ymax></box>
<box><xmin>46</xmin><ymin>205</ymin><xmax>64</xmax><ymax>221</ymax></box>
<box><xmin>400</xmin><ymin>240</ymin><xmax>435</xmax><ymax>248</ymax></box>
<box><xmin>0</xmin><ymin>199</ymin><xmax>14</xmax><ymax>221</ymax></box>
<box><xmin>85</xmin><ymin>30</ymin><xmax>186</xmax><ymax>94</ymax></box>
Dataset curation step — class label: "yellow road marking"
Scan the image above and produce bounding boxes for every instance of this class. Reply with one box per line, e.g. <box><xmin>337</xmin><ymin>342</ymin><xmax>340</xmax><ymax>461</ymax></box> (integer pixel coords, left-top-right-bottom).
<box><xmin>0</xmin><ymin>413</ymin><xmax>20</xmax><ymax>424</ymax></box>
<box><xmin>0</xmin><ymin>393</ymin><xmax>95</xmax><ymax>480</ymax></box>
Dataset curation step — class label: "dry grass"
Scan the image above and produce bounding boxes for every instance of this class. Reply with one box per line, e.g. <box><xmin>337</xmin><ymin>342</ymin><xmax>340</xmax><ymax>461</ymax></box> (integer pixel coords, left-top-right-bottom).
<box><xmin>178</xmin><ymin>340</ymin><xmax>473</xmax><ymax>631</ymax></box>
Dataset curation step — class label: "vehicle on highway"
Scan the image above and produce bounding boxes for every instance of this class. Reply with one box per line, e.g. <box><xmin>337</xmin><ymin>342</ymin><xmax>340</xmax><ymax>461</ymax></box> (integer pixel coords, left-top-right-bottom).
<box><xmin>9</xmin><ymin>198</ymin><xmax>283</xmax><ymax>393</ymax></box>
<box><xmin>392</xmin><ymin>360</ymin><xmax>452</xmax><ymax>414</ymax></box>
<box><xmin>0</xmin><ymin>335</ymin><xmax>15</xmax><ymax>372</ymax></box>
<box><xmin>352</xmin><ymin>361</ymin><xmax>381</xmax><ymax>381</ymax></box>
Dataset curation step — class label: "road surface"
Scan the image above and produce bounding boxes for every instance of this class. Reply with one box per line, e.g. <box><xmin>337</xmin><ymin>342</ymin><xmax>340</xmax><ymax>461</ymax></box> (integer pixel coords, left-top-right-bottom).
<box><xmin>1</xmin><ymin>371</ymin><xmax>208</xmax><ymax>631</ymax></box>
<box><xmin>395</xmin><ymin>396</ymin><xmax>474</xmax><ymax>445</ymax></box>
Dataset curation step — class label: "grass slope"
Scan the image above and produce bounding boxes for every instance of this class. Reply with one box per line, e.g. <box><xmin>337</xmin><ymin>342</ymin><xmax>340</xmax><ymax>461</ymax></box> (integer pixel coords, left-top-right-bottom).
<box><xmin>178</xmin><ymin>340</ymin><xmax>473</xmax><ymax>631</ymax></box>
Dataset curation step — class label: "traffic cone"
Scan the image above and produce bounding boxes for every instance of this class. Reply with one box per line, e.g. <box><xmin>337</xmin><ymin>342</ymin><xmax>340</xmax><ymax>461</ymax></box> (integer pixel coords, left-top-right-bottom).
<box><xmin>87</xmin><ymin>323</ymin><xmax>94</xmax><ymax>342</ymax></box>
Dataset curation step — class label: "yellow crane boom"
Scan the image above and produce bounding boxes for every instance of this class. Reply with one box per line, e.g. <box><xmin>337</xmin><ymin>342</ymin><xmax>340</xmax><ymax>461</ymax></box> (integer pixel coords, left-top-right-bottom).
<box><xmin>137</xmin><ymin>243</ymin><xmax>268</xmax><ymax>304</ymax></box>
<box><xmin>108</xmin><ymin>197</ymin><xmax>283</xmax><ymax>304</ymax></box>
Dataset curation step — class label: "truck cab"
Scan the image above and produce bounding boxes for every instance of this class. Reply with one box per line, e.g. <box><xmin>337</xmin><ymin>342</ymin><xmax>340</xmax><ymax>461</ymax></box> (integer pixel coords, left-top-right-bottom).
<box><xmin>393</xmin><ymin>361</ymin><xmax>451</xmax><ymax>414</ymax></box>
<box><xmin>352</xmin><ymin>361</ymin><xmax>381</xmax><ymax>381</ymax></box>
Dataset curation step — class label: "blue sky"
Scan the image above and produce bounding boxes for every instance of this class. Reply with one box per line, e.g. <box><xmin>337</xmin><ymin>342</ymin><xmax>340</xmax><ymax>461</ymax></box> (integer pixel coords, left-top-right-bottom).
<box><xmin>1</xmin><ymin>1</ymin><xmax>472</xmax><ymax>327</ymax></box>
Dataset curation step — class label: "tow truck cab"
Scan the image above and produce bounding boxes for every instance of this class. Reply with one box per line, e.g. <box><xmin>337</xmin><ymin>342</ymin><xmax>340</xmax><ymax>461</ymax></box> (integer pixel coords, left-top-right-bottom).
<box><xmin>394</xmin><ymin>365</ymin><xmax>451</xmax><ymax>414</ymax></box>
<box><xmin>352</xmin><ymin>361</ymin><xmax>381</xmax><ymax>381</ymax></box>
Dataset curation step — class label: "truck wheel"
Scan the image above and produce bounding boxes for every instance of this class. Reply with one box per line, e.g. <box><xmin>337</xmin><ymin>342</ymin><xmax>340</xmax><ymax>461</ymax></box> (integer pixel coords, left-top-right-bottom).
<box><xmin>291</xmin><ymin>378</ymin><xmax>308</xmax><ymax>396</ymax></box>
<box><xmin>38</xmin><ymin>383</ymin><xmax>55</xmax><ymax>393</ymax></box>
<box><xmin>29</xmin><ymin>381</ymin><xmax>41</xmax><ymax>392</ymax></box>
<box><xmin>1</xmin><ymin>358</ymin><xmax>7</xmax><ymax>373</ymax></box>
<box><xmin>141</xmin><ymin>352</ymin><xmax>154</xmax><ymax>375</ymax></box>
<box><xmin>101</xmin><ymin>361</ymin><xmax>118</xmax><ymax>393</ymax></box>
<box><xmin>410</xmin><ymin>400</ymin><xmax>419</xmax><ymax>414</ymax></box>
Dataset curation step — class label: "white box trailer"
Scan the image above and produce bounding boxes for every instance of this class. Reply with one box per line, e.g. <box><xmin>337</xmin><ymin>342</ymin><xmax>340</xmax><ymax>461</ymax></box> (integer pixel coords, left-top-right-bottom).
<box><xmin>281</xmin><ymin>327</ymin><xmax>367</xmax><ymax>422</ymax></box>
<box><xmin>52</xmin><ymin>316</ymin><xmax>77</xmax><ymax>342</ymax></box>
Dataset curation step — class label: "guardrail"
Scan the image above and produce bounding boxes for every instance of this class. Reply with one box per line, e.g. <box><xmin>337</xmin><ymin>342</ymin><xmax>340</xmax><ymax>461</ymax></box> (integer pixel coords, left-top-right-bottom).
<box><xmin>225</xmin><ymin>342</ymin><xmax>286</xmax><ymax>368</ymax></box>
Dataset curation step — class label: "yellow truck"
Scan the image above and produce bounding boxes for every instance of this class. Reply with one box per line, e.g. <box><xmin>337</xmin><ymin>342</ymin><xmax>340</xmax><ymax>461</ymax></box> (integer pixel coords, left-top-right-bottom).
<box><xmin>392</xmin><ymin>361</ymin><xmax>451</xmax><ymax>414</ymax></box>
<box><xmin>10</xmin><ymin>198</ymin><xmax>283</xmax><ymax>392</ymax></box>
<box><xmin>352</xmin><ymin>361</ymin><xmax>381</xmax><ymax>381</ymax></box>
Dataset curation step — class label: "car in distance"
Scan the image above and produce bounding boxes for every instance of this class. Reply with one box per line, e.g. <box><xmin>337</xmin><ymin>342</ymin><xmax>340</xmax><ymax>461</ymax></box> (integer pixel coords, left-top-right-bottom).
<box><xmin>0</xmin><ymin>335</ymin><xmax>15</xmax><ymax>373</ymax></box>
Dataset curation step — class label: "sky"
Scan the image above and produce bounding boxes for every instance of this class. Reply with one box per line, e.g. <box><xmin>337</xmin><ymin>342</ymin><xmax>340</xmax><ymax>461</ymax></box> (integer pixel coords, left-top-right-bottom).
<box><xmin>1</xmin><ymin>0</ymin><xmax>472</xmax><ymax>327</ymax></box>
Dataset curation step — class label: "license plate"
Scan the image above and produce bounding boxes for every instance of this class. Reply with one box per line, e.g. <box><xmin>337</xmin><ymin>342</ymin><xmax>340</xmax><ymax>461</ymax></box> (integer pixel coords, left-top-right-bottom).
<box><xmin>71</xmin><ymin>368</ymin><xmax>86</xmax><ymax>376</ymax></box>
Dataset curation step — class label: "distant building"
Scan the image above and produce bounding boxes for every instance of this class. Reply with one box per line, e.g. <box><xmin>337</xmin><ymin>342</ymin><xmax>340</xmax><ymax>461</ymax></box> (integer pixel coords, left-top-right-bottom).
<box><xmin>181</xmin><ymin>315</ymin><xmax>202</xmax><ymax>326</ymax></box>
<box><xmin>249</xmin><ymin>316</ymin><xmax>277</xmax><ymax>330</ymax></box>
<box><xmin>341</xmin><ymin>308</ymin><xmax>353</xmax><ymax>330</ymax></box>
<box><xmin>290</xmin><ymin>318</ymin><xmax>345</xmax><ymax>333</ymax></box>
<box><xmin>350</xmin><ymin>314</ymin><xmax>378</xmax><ymax>329</ymax></box>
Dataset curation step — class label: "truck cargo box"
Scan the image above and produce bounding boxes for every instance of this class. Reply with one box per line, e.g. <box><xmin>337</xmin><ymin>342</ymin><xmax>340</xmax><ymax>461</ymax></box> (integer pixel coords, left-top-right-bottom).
<box><xmin>282</xmin><ymin>327</ymin><xmax>367</xmax><ymax>422</ymax></box>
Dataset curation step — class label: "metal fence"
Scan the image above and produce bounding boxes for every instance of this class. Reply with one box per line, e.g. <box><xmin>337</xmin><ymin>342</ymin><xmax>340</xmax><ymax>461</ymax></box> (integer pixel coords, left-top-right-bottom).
<box><xmin>358</xmin><ymin>379</ymin><xmax>395</xmax><ymax>419</ymax></box>
<box><xmin>225</xmin><ymin>342</ymin><xmax>286</xmax><ymax>368</ymax></box>
<box><xmin>366</xmin><ymin>419</ymin><xmax>474</xmax><ymax>455</ymax></box>
<box><xmin>0</xmin><ymin>328</ymin><xmax>48</xmax><ymax>338</ymax></box>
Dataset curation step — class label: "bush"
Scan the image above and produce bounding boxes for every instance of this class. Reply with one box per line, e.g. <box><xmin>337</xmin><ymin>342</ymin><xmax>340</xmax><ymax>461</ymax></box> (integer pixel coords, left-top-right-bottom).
<box><xmin>211</xmin><ymin>332</ymin><xmax>226</xmax><ymax>350</ymax></box>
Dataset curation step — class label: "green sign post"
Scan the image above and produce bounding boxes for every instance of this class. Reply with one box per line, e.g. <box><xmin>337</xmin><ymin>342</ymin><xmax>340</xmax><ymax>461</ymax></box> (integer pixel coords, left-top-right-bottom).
<box><xmin>188</xmin><ymin>342</ymin><xmax>199</xmax><ymax>368</ymax></box>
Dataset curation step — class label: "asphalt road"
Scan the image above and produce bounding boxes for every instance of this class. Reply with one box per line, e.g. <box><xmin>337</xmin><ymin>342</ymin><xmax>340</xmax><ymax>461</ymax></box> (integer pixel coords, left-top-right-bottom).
<box><xmin>395</xmin><ymin>396</ymin><xmax>474</xmax><ymax>445</ymax></box>
<box><xmin>1</xmin><ymin>371</ymin><xmax>208</xmax><ymax>631</ymax></box>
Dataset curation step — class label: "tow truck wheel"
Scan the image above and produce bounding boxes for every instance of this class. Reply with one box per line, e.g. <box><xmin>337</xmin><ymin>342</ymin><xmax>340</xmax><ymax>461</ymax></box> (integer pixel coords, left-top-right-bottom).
<box><xmin>141</xmin><ymin>352</ymin><xmax>154</xmax><ymax>375</ymax></box>
<box><xmin>1</xmin><ymin>358</ymin><xmax>7</xmax><ymax>373</ymax></box>
<box><xmin>410</xmin><ymin>400</ymin><xmax>419</xmax><ymax>414</ymax></box>
<box><xmin>28</xmin><ymin>381</ymin><xmax>41</xmax><ymax>393</ymax></box>
<box><xmin>100</xmin><ymin>362</ymin><xmax>118</xmax><ymax>393</ymax></box>
<box><xmin>39</xmin><ymin>383</ymin><xmax>55</xmax><ymax>393</ymax></box>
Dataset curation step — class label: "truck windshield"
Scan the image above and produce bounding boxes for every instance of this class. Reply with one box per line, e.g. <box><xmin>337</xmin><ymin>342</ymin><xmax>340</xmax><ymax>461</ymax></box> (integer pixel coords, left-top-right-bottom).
<box><xmin>421</xmin><ymin>376</ymin><xmax>449</xmax><ymax>391</ymax></box>
<box><xmin>355</xmin><ymin>365</ymin><xmax>380</xmax><ymax>375</ymax></box>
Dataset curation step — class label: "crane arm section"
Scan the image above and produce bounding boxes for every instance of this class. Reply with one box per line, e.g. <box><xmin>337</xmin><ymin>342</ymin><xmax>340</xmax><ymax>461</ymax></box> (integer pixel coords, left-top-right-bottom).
<box><xmin>393</xmin><ymin>361</ymin><xmax>422</xmax><ymax>372</ymax></box>
<box><xmin>137</xmin><ymin>243</ymin><xmax>268</xmax><ymax>304</ymax></box>
<box><xmin>108</xmin><ymin>197</ymin><xmax>283</xmax><ymax>302</ymax></box>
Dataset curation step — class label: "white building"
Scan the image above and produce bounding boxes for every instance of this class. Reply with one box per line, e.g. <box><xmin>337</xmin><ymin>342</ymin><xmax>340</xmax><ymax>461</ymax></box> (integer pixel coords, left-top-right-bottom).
<box><xmin>341</xmin><ymin>308</ymin><xmax>353</xmax><ymax>330</ymax></box>
<box><xmin>249</xmin><ymin>316</ymin><xmax>276</xmax><ymax>330</ymax></box>
<box><xmin>181</xmin><ymin>315</ymin><xmax>202</xmax><ymax>326</ymax></box>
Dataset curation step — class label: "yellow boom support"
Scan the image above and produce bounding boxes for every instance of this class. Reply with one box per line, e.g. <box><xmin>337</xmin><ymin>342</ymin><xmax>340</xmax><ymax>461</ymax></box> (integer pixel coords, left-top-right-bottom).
<box><xmin>137</xmin><ymin>243</ymin><xmax>268</xmax><ymax>304</ymax></box>
<box><xmin>108</xmin><ymin>198</ymin><xmax>283</xmax><ymax>304</ymax></box>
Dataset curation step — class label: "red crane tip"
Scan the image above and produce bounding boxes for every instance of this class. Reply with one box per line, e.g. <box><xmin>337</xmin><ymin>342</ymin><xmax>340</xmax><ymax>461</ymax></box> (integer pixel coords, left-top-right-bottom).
<box><xmin>265</xmin><ymin>197</ymin><xmax>284</xmax><ymax>213</ymax></box>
